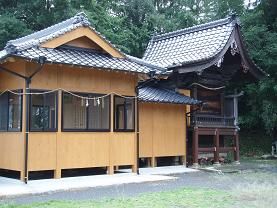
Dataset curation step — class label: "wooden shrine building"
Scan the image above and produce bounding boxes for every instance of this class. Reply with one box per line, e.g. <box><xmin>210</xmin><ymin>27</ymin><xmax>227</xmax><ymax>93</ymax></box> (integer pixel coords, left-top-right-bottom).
<box><xmin>142</xmin><ymin>15</ymin><xmax>265</xmax><ymax>166</ymax></box>
<box><xmin>0</xmin><ymin>13</ymin><xmax>264</xmax><ymax>182</ymax></box>
<box><xmin>0</xmin><ymin>13</ymin><xmax>199</xmax><ymax>182</ymax></box>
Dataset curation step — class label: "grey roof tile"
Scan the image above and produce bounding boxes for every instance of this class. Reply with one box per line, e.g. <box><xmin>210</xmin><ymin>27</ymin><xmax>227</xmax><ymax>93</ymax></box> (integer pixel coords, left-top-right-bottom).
<box><xmin>0</xmin><ymin>12</ymin><xmax>164</xmax><ymax>74</ymax></box>
<box><xmin>0</xmin><ymin>50</ymin><xmax>8</xmax><ymax>60</ymax></box>
<box><xmin>4</xmin><ymin>12</ymin><xmax>125</xmax><ymax>58</ymax></box>
<box><xmin>13</xmin><ymin>47</ymin><xmax>156</xmax><ymax>74</ymax></box>
<box><xmin>139</xmin><ymin>86</ymin><xmax>201</xmax><ymax>105</ymax></box>
<box><xmin>143</xmin><ymin>16</ymin><xmax>236</xmax><ymax>69</ymax></box>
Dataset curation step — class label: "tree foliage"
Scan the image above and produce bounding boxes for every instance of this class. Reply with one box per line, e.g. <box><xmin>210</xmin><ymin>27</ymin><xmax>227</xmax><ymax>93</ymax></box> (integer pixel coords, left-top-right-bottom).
<box><xmin>239</xmin><ymin>0</ymin><xmax>277</xmax><ymax>136</ymax></box>
<box><xmin>0</xmin><ymin>0</ymin><xmax>275</xmax><ymax>135</ymax></box>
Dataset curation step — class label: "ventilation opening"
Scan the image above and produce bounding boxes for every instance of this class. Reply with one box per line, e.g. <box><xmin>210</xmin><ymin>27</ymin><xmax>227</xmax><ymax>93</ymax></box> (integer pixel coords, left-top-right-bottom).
<box><xmin>0</xmin><ymin>169</ymin><xmax>20</xmax><ymax>180</ymax></box>
<box><xmin>28</xmin><ymin>170</ymin><xmax>54</xmax><ymax>180</ymax></box>
<box><xmin>157</xmin><ymin>156</ymin><xmax>182</xmax><ymax>167</ymax></box>
<box><xmin>139</xmin><ymin>158</ymin><xmax>149</xmax><ymax>168</ymax></box>
<box><xmin>61</xmin><ymin>167</ymin><xmax>107</xmax><ymax>178</ymax></box>
<box><xmin>114</xmin><ymin>165</ymin><xmax>133</xmax><ymax>173</ymax></box>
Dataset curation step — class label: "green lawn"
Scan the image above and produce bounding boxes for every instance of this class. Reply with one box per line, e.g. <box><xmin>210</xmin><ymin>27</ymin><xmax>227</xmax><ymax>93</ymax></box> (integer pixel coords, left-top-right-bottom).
<box><xmin>1</xmin><ymin>188</ymin><xmax>233</xmax><ymax>208</ymax></box>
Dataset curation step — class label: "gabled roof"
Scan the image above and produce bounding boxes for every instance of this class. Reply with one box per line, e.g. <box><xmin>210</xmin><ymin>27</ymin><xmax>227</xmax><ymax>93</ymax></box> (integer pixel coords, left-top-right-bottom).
<box><xmin>143</xmin><ymin>15</ymin><xmax>265</xmax><ymax>78</ymax></box>
<box><xmin>13</xmin><ymin>46</ymin><xmax>154</xmax><ymax>74</ymax></box>
<box><xmin>139</xmin><ymin>86</ymin><xmax>200</xmax><ymax>105</ymax></box>
<box><xmin>5</xmin><ymin>12</ymin><xmax>123</xmax><ymax>57</ymax></box>
<box><xmin>143</xmin><ymin>17</ymin><xmax>234</xmax><ymax>68</ymax></box>
<box><xmin>0</xmin><ymin>13</ymin><xmax>163</xmax><ymax>74</ymax></box>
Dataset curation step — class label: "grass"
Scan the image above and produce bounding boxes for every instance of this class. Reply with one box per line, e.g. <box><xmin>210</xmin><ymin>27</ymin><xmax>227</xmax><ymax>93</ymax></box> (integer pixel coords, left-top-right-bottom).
<box><xmin>0</xmin><ymin>188</ymin><xmax>233</xmax><ymax>208</ymax></box>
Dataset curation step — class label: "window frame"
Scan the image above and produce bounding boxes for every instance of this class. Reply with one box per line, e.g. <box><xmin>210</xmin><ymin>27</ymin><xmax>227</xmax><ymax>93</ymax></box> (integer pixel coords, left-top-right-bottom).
<box><xmin>0</xmin><ymin>90</ymin><xmax>23</xmax><ymax>132</ymax></box>
<box><xmin>62</xmin><ymin>91</ymin><xmax>111</xmax><ymax>132</ymax></box>
<box><xmin>113</xmin><ymin>95</ymin><xmax>135</xmax><ymax>132</ymax></box>
<box><xmin>29</xmin><ymin>89</ymin><xmax>58</xmax><ymax>132</ymax></box>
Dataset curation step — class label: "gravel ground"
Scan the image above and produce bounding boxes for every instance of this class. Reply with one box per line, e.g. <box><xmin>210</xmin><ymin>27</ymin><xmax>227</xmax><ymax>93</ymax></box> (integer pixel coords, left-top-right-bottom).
<box><xmin>1</xmin><ymin>158</ymin><xmax>277</xmax><ymax>205</ymax></box>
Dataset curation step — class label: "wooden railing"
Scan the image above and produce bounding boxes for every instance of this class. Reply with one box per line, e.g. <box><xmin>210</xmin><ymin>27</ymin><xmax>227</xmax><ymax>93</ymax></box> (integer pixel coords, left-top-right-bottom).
<box><xmin>189</xmin><ymin>114</ymin><xmax>235</xmax><ymax>127</ymax></box>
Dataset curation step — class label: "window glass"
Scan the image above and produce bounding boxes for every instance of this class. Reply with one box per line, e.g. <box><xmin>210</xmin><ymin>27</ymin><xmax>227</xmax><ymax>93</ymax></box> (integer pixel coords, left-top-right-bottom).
<box><xmin>114</xmin><ymin>96</ymin><xmax>134</xmax><ymax>131</ymax></box>
<box><xmin>8</xmin><ymin>93</ymin><xmax>22</xmax><ymax>131</ymax></box>
<box><xmin>30</xmin><ymin>92</ymin><xmax>57</xmax><ymax>131</ymax></box>
<box><xmin>0</xmin><ymin>92</ymin><xmax>22</xmax><ymax>132</ymax></box>
<box><xmin>0</xmin><ymin>93</ymin><xmax>8</xmax><ymax>131</ymax></box>
<box><xmin>88</xmin><ymin>96</ymin><xmax>110</xmax><ymax>130</ymax></box>
<box><xmin>63</xmin><ymin>92</ymin><xmax>110</xmax><ymax>131</ymax></box>
<box><xmin>63</xmin><ymin>93</ymin><xmax>87</xmax><ymax>130</ymax></box>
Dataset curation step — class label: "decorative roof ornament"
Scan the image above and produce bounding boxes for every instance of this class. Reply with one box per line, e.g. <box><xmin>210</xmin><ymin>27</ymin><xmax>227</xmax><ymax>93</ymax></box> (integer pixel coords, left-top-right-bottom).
<box><xmin>73</xmin><ymin>12</ymin><xmax>91</xmax><ymax>27</ymax></box>
<box><xmin>216</xmin><ymin>57</ymin><xmax>224</xmax><ymax>68</ymax></box>
<box><xmin>241</xmin><ymin>62</ymin><xmax>249</xmax><ymax>73</ymax></box>
<box><xmin>231</xmin><ymin>40</ymin><xmax>239</xmax><ymax>56</ymax></box>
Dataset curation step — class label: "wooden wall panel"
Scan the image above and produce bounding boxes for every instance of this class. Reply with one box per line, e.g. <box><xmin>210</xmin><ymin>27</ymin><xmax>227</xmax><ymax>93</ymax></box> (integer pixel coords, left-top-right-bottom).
<box><xmin>28</xmin><ymin>64</ymin><xmax>136</xmax><ymax>96</ymax></box>
<box><xmin>0</xmin><ymin>59</ymin><xmax>137</xmax><ymax>173</ymax></box>
<box><xmin>64</xmin><ymin>37</ymin><xmax>103</xmax><ymax>50</ymax></box>
<box><xmin>139</xmin><ymin>103</ymin><xmax>186</xmax><ymax>158</ymax></box>
<box><xmin>0</xmin><ymin>60</ymin><xmax>25</xmax><ymax>172</ymax></box>
<box><xmin>0</xmin><ymin>60</ymin><xmax>25</xmax><ymax>91</ymax></box>
<box><xmin>58</xmin><ymin>133</ymin><xmax>110</xmax><ymax>169</ymax></box>
<box><xmin>27</xmin><ymin>132</ymin><xmax>136</xmax><ymax>171</ymax></box>
<box><xmin>110</xmin><ymin>133</ymin><xmax>135</xmax><ymax>166</ymax></box>
<box><xmin>41</xmin><ymin>27</ymin><xmax>124</xmax><ymax>58</ymax></box>
<box><xmin>139</xmin><ymin>103</ymin><xmax>153</xmax><ymax>157</ymax></box>
<box><xmin>179</xmin><ymin>89</ymin><xmax>191</xmax><ymax>115</ymax></box>
<box><xmin>28</xmin><ymin>133</ymin><xmax>57</xmax><ymax>171</ymax></box>
<box><xmin>0</xmin><ymin>133</ymin><xmax>24</xmax><ymax>171</ymax></box>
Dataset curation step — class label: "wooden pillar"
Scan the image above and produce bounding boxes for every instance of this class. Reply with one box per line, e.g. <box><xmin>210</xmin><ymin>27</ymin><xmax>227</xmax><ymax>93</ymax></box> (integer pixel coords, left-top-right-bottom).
<box><xmin>180</xmin><ymin>156</ymin><xmax>186</xmax><ymax>166</ymax></box>
<box><xmin>192</xmin><ymin>127</ymin><xmax>199</xmax><ymax>167</ymax></box>
<box><xmin>108</xmin><ymin>166</ymin><xmax>114</xmax><ymax>175</ymax></box>
<box><xmin>146</xmin><ymin>158</ymin><xmax>151</xmax><ymax>167</ymax></box>
<box><xmin>234</xmin><ymin>130</ymin><xmax>240</xmax><ymax>164</ymax></box>
<box><xmin>108</xmin><ymin>93</ymin><xmax>114</xmax><ymax>175</ymax></box>
<box><xmin>20</xmin><ymin>171</ymin><xmax>25</xmax><ymax>181</ymax></box>
<box><xmin>132</xmin><ymin>97</ymin><xmax>138</xmax><ymax>173</ymax></box>
<box><xmin>214</xmin><ymin>129</ymin><xmax>220</xmax><ymax>165</ymax></box>
<box><xmin>151</xmin><ymin>157</ymin><xmax>157</xmax><ymax>167</ymax></box>
<box><xmin>54</xmin><ymin>89</ymin><xmax>62</xmax><ymax>179</ymax></box>
<box><xmin>21</xmin><ymin>86</ymin><xmax>27</xmax><ymax>182</ymax></box>
<box><xmin>54</xmin><ymin>169</ymin><xmax>61</xmax><ymax>179</ymax></box>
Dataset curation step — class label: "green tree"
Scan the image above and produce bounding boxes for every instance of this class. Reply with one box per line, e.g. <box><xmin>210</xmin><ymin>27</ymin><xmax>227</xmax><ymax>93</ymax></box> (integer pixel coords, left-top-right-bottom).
<box><xmin>0</xmin><ymin>14</ymin><xmax>32</xmax><ymax>49</ymax></box>
<box><xmin>239</xmin><ymin>0</ymin><xmax>277</xmax><ymax>136</ymax></box>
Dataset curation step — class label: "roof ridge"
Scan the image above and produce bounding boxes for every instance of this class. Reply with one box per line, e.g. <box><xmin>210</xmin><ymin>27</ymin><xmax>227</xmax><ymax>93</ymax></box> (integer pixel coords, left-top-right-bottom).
<box><xmin>126</xmin><ymin>55</ymin><xmax>166</xmax><ymax>72</ymax></box>
<box><xmin>152</xmin><ymin>16</ymin><xmax>236</xmax><ymax>42</ymax></box>
<box><xmin>5</xmin><ymin>12</ymin><xmax>90</xmax><ymax>49</ymax></box>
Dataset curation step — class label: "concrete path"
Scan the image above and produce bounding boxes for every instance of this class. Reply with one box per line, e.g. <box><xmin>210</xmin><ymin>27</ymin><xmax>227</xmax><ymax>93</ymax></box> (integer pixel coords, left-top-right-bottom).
<box><xmin>122</xmin><ymin>165</ymin><xmax>198</xmax><ymax>175</ymax></box>
<box><xmin>0</xmin><ymin>166</ymin><xmax>197</xmax><ymax>198</ymax></box>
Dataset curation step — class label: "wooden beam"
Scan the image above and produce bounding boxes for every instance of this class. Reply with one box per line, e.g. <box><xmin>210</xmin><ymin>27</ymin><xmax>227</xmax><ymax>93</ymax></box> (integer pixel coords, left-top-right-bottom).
<box><xmin>192</xmin><ymin>127</ymin><xmax>199</xmax><ymax>165</ymax></box>
<box><xmin>151</xmin><ymin>157</ymin><xmax>157</xmax><ymax>168</ymax></box>
<box><xmin>198</xmin><ymin>147</ymin><xmax>215</xmax><ymax>153</ymax></box>
<box><xmin>234</xmin><ymin>131</ymin><xmax>240</xmax><ymax>163</ymax></box>
<box><xmin>218</xmin><ymin>129</ymin><xmax>236</xmax><ymax>135</ymax></box>
<box><xmin>214</xmin><ymin>129</ymin><xmax>219</xmax><ymax>164</ymax></box>
<box><xmin>198</xmin><ymin>128</ymin><xmax>216</xmax><ymax>135</ymax></box>
<box><xmin>54</xmin><ymin>89</ymin><xmax>62</xmax><ymax>179</ymax></box>
<box><xmin>218</xmin><ymin>147</ymin><xmax>234</xmax><ymax>153</ymax></box>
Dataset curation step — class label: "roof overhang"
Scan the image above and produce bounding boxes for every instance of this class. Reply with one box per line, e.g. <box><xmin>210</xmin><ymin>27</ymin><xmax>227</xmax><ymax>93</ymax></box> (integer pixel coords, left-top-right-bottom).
<box><xmin>139</xmin><ymin>86</ymin><xmax>201</xmax><ymax>105</ymax></box>
<box><xmin>172</xmin><ymin>25</ymin><xmax>266</xmax><ymax>80</ymax></box>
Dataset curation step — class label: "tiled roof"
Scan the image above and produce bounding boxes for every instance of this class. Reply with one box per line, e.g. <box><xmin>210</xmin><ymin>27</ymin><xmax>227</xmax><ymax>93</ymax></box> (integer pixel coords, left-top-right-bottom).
<box><xmin>4</xmin><ymin>12</ymin><xmax>122</xmax><ymax>55</ymax></box>
<box><xmin>139</xmin><ymin>86</ymin><xmax>201</xmax><ymax>105</ymax></box>
<box><xmin>0</xmin><ymin>12</ymin><xmax>163</xmax><ymax>74</ymax></box>
<box><xmin>143</xmin><ymin>16</ymin><xmax>236</xmax><ymax>69</ymax></box>
<box><xmin>13</xmin><ymin>47</ymin><xmax>156</xmax><ymax>74</ymax></box>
